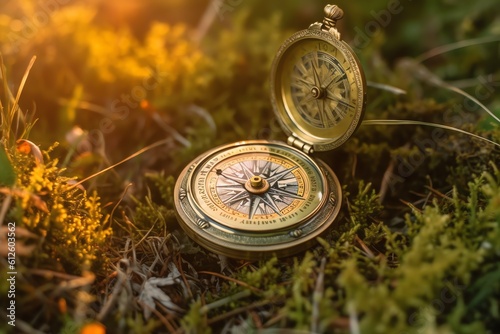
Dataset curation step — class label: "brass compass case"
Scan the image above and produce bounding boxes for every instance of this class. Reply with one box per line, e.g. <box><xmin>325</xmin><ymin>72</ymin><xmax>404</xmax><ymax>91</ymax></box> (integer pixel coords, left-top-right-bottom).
<box><xmin>174</xmin><ymin>5</ymin><xmax>366</xmax><ymax>260</ymax></box>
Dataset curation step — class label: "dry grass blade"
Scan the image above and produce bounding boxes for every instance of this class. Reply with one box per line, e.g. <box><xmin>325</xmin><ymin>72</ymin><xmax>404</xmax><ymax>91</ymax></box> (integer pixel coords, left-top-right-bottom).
<box><xmin>200</xmin><ymin>290</ymin><xmax>251</xmax><ymax>315</ymax></box>
<box><xmin>367</xmin><ymin>81</ymin><xmax>406</xmax><ymax>95</ymax></box>
<box><xmin>400</xmin><ymin>199</ymin><xmax>423</xmax><ymax>213</ymax></box>
<box><xmin>362</xmin><ymin>119</ymin><xmax>500</xmax><ymax>148</ymax></box>
<box><xmin>415</xmin><ymin>36</ymin><xmax>500</xmax><ymax>63</ymax></box>
<box><xmin>311</xmin><ymin>257</ymin><xmax>326</xmax><ymax>334</ymax></box>
<box><xmin>12</xmin><ymin>56</ymin><xmax>36</xmax><ymax>135</ymax></box>
<box><xmin>198</xmin><ymin>271</ymin><xmax>263</xmax><ymax>293</ymax></box>
<box><xmin>206</xmin><ymin>298</ymin><xmax>282</xmax><ymax>326</ymax></box>
<box><xmin>67</xmin><ymin>138</ymin><xmax>173</xmax><ymax>190</ymax></box>
<box><xmin>193</xmin><ymin>0</ymin><xmax>223</xmax><ymax>43</ymax></box>
<box><xmin>1</xmin><ymin>56</ymin><xmax>37</xmax><ymax>147</ymax></box>
<box><xmin>379</xmin><ymin>160</ymin><xmax>396</xmax><ymax>204</ymax></box>
<box><xmin>442</xmin><ymin>82</ymin><xmax>500</xmax><ymax>124</ymax></box>
<box><xmin>151</xmin><ymin>112</ymin><xmax>191</xmax><ymax>147</ymax></box>
<box><xmin>400</xmin><ymin>59</ymin><xmax>500</xmax><ymax>124</ymax></box>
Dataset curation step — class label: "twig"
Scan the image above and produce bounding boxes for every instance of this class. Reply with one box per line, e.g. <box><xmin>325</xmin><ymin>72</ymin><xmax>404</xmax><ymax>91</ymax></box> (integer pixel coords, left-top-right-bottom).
<box><xmin>424</xmin><ymin>185</ymin><xmax>453</xmax><ymax>201</ymax></box>
<box><xmin>56</xmin><ymin>271</ymin><xmax>95</xmax><ymax>291</ymax></box>
<box><xmin>400</xmin><ymin>199</ymin><xmax>423</xmax><ymax>214</ymax></box>
<box><xmin>66</xmin><ymin>138</ymin><xmax>174</xmax><ymax>190</ymax></box>
<box><xmin>176</xmin><ymin>254</ymin><xmax>194</xmax><ymax>299</ymax></box>
<box><xmin>12</xmin><ymin>56</ymin><xmax>36</xmax><ymax>138</ymax></box>
<box><xmin>206</xmin><ymin>298</ymin><xmax>282</xmax><ymax>325</ymax></box>
<box><xmin>200</xmin><ymin>290</ymin><xmax>251</xmax><ymax>314</ymax></box>
<box><xmin>379</xmin><ymin>159</ymin><xmax>395</xmax><ymax>204</ymax></box>
<box><xmin>311</xmin><ymin>257</ymin><xmax>326</xmax><ymax>333</ymax></box>
<box><xmin>262</xmin><ymin>312</ymin><xmax>285</xmax><ymax>328</ymax></box>
<box><xmin>29</xmin><ymin>268</ymin><xmax>88</xmax><ymax>281</ymax></box>
<box><xmin>351</xmin><ymin>152</ymin><xmax>357</xmax><ymax>179</ymax></box>
<box><xmin>355</xmin><ymin>235</ymin><xmax>375</xmax><ymax>259</ymax></box>
<box><xmin>97</xmin><ymin>261</ymin><xmax>131</xmax><ymax>321</ymax></box>
<box><xmin>109</xmin><ymin>183</ymin><xmax>133</xmax><ymax>225</ymax></box>
<box><xmin>138</xmin><ymin>300</ymin><xmax>178</xmax><ymax>333</ymax></box>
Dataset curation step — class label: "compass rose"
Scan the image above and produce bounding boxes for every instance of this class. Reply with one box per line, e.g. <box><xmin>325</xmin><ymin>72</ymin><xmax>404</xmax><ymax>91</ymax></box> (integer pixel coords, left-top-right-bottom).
<box><xmin>215</xmin><ymin>159</ymin><xmax>305</xmax><ymax>219</ymax></box>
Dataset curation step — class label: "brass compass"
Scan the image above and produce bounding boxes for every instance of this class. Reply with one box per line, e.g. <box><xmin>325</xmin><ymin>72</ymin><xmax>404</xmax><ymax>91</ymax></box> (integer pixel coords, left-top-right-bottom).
<box><xmin>174</xmin><ymin>4</ymin><xmax>366</xmax><ymax>260</ymax></box>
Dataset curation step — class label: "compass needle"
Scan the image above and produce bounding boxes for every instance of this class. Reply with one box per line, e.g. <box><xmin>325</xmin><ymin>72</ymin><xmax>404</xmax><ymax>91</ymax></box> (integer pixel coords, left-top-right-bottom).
<box><xmin>248</xmin><ymin>196</ymin><xmax>262</xmax><ymax>219</ymax></box>
<box><xmin>310</xmin><ymin>53</ymin><xmax>322</xmax><ymax>86</ymax></box>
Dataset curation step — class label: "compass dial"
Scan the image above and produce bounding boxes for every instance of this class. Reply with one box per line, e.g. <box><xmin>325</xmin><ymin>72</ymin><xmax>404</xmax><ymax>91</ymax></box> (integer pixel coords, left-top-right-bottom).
<box><xmin>192</xmin><ymin>144</ymin><xmax>324</xmax><ymax>232</ymax></box>
<box><xmin>174</xmin><ymin>141</ymin><xmax>341</xmax><ymax>259</ymax></box>
<box><xmin>271</xmin><ymin>28</ymin><xmax>366</xmax><ymax>151</ymax></box>
<box><xmin>290</xmin><ymin>48</ymin><xmax>351</xmax><ymax>128</ymax></box>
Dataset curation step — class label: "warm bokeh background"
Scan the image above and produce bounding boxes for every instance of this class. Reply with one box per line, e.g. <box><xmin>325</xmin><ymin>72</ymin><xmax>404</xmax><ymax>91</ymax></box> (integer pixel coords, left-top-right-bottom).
<box><xmin>2</xmin><ymin>0</ymin><xmax>498</xmax><ymax>184</ymax></box>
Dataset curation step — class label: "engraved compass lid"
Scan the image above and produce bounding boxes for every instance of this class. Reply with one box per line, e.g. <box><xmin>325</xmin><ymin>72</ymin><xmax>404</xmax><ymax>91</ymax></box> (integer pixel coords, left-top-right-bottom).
<box><xmin>270</xmin><ymin>4</ymin><xmax>366</xmax><ymax>154</ymax></box>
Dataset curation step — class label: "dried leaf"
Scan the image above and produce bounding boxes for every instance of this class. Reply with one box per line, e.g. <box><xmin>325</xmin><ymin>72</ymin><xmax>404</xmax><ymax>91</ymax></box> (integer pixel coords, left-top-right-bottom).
<box><xmin>138</xmin><ymin>276</ymin><xmax>184</xmax><ymax>319</ymax></box>
<box><xmin>16</xmin><ymin>139</ymin><xmax>44</xmax><ymax>165</ymax></box>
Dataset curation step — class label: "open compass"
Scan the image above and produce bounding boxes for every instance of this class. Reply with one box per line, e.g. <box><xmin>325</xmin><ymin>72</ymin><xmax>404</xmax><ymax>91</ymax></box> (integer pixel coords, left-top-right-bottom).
<box><xmin>174</xmin><ymin>4</ymin><xmax>366</xmax><ymax>260</ymax></box>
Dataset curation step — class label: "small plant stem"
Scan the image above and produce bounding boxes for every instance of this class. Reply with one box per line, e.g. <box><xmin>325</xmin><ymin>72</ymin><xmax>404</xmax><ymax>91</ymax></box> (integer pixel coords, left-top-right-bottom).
<box><xmin>198</xmin><ymin>270</ymin><xmax>263</xmax><ymax>293</ymax></box>
<box><xmin>200</xmin><ymin>290</ymin><xmax>251</xmax><ymax>314</ymax></box>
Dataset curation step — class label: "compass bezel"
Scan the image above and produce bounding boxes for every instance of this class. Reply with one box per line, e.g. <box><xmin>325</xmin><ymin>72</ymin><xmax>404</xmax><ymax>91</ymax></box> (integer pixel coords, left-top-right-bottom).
<box><xmin>174</xmin><ymin>140</ymin><xmax>342</xmax><ymax>260</ymax></box>
<box><xmin>270</xmin><ymin>27</ymin><xmax>366</xmax><ymax>152</ymax></box>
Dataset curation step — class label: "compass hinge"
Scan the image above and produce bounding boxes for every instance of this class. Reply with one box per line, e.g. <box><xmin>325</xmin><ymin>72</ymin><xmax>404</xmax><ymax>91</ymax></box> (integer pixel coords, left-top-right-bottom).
<box><xmin>288</xmin><ymin>136</ymin><xmax>314</xmax><ymax>154</ymax></box>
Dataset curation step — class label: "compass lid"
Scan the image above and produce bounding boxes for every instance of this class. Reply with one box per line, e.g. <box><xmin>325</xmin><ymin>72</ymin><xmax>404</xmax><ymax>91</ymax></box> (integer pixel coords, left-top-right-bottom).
<box><xmin>270</xmin><ymin>9</ymin><xmax>366</xmax><ymax>154</ymax></box>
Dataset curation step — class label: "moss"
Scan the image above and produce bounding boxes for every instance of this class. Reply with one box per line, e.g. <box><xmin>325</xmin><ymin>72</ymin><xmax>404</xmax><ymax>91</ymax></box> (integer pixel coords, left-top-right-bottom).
<box><xmin>5</xmin><ymin>148</ymin><xmax>112</xmax><ymax>271</ymax></box>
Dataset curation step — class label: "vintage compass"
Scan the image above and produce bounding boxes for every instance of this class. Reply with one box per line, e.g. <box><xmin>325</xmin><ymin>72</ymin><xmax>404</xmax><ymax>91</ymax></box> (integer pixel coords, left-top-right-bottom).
<box><xmin>174</xmin><ymin>4</ymin><xmax>366</xmax><ymax>260</ymax></box>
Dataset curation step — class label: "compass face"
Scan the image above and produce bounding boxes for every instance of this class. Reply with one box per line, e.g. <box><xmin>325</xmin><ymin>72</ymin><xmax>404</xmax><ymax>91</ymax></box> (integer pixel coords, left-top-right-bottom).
<box><xmin>290</xmin><ymin>48</ymin><xmax>351</xmax><ymax>129</ymax></box>
<box><xmin>271</xmin><ymin>28</ymin><xmax>366</xmax><ymax>151</ymax></box>
<box><xmin>174</xmin><ymin>141</ymin><xmax>342</xmax><ymax>259</ymax></box>
<box><xmin>192</xmin><ymin>144</ymin><xmax>324</xmax><ymax>232</ymax></box>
